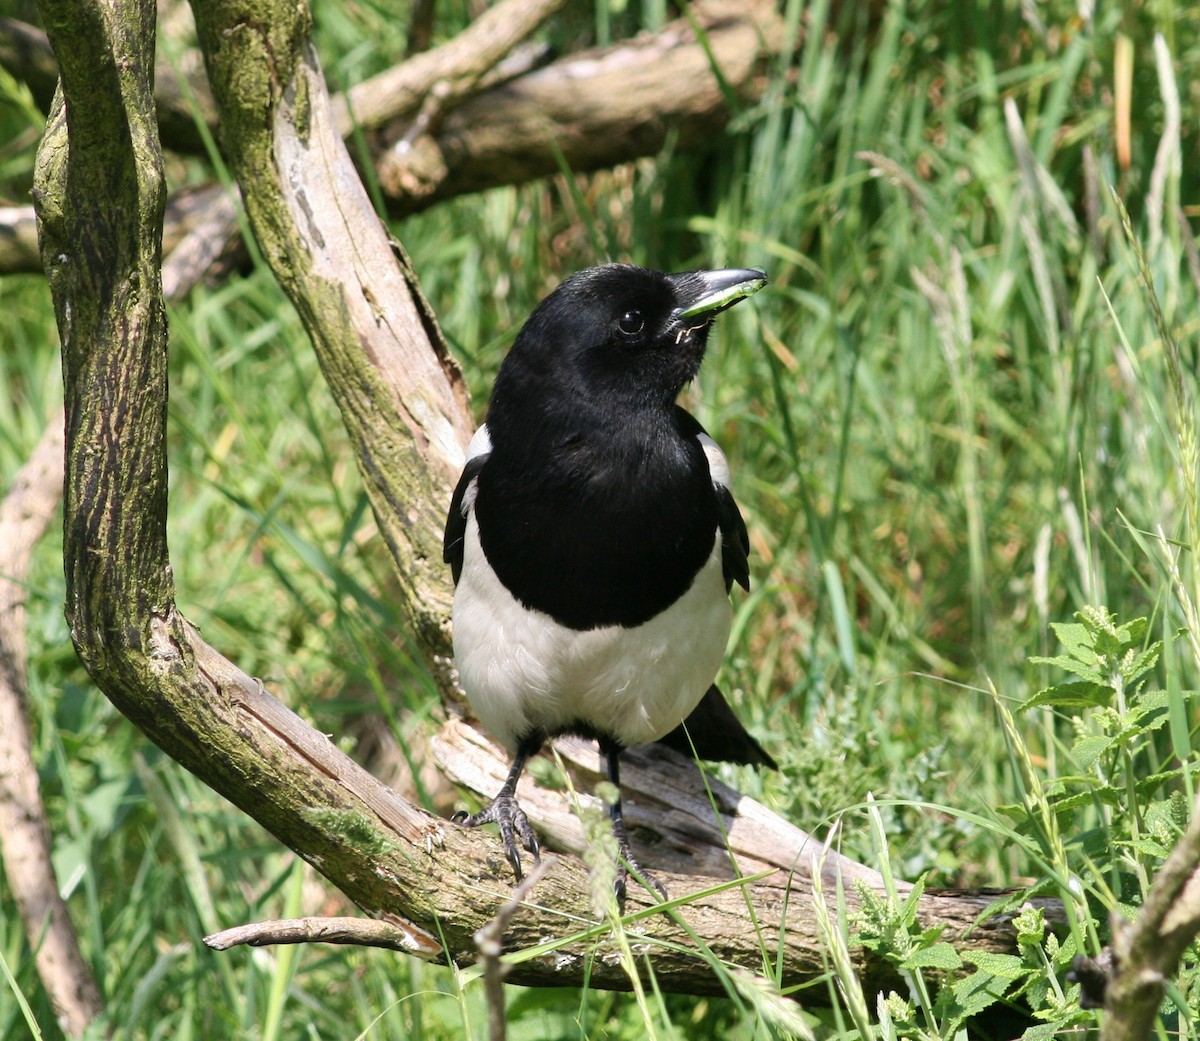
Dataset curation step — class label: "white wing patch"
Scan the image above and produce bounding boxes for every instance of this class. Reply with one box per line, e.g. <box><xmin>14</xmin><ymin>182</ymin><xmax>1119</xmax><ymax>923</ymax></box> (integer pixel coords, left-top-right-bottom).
<box><xmin>458</xmin><ymin>424</ymin><xmax>492</xmax><ymax>518</ymax></box>
<box><xmin>697</xmin><ymin>432</ymin><xmax>732</xmax><ymax>490</ymax></box>
<box><xmin>466</xmin><ymin>423</ymin><xmax>492</xmax><ymax>462</ymax></box>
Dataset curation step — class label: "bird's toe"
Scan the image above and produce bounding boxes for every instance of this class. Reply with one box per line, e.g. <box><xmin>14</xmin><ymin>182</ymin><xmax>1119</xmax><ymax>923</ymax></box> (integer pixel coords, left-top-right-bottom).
<box><xmin>453</xmin><ymin>792</ymin><xmax>537</xmax><ymax>884</ymax></box>
<box><xmin>613</xmin><ymin>846</ymin><xmax>668</xmax><ymax>904</ymax></box>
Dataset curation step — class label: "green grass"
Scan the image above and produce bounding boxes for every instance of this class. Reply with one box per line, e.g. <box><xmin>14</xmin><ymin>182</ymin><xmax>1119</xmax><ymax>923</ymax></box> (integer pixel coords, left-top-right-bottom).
<box><xmin>3</xmin><ymin>0</ymin><xmax>1200</xmax><ymax>1036</ymax></box>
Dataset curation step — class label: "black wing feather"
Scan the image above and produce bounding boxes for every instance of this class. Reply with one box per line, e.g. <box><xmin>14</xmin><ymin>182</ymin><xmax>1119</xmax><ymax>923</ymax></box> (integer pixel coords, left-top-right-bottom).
<box><xmin>716</xmin><ymin>484</ymin><xmax>749</xmax><ymax>593</ymax></box>
<box><xmin>443</xmin><ymin>452</ymin><xmax>489</xmax><ymax>585</ymax></box>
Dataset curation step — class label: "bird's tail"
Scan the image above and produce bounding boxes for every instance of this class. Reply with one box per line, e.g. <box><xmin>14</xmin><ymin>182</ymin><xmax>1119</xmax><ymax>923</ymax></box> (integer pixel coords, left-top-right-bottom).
<box><xmin>656</xmin><ymin>684</ymin><xmax>777</xmax><ymax>768</ymax></box>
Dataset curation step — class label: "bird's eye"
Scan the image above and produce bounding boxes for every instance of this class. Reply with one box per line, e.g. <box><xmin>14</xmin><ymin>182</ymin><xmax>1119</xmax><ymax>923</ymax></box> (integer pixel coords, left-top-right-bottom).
<box><xmin>616</xmin><ymin>310</ymin><xmax>645</xmax><ymax>339</ymax></box>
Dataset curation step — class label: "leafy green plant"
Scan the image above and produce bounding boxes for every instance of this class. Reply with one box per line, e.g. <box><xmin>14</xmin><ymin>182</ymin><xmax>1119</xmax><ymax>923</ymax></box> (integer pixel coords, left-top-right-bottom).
<box><xmin>1001</xmin><ymin>607</ymin><xmax>1200</xmax><ymax>1035</ymax></box>
<box><xmin>1015</xmin><ymin>607</ymin><xmax>1197</xmax><ymax>886</ymax></box>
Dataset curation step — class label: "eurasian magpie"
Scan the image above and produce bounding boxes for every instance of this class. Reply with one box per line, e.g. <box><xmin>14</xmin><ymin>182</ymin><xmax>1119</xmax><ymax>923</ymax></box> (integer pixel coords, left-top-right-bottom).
<box><xmin>443</xmin><ymin>263</ymin><xmax>773</xmax><ymax>899</ymax></box>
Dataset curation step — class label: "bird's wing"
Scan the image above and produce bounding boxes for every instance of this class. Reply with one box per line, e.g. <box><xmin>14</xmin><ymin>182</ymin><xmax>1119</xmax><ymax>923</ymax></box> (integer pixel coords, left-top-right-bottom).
<box><xmin>443</xmin><ymin>425</ymin><xmax>492</xmax><ymax>585</ymax></box>
<box><xmin>712</xmin><ymin>472</ymin><xmax>750</xmax><ymax>593</ymax></box>
<box><xmin>675</xmin><ymin>408</ymin><xmax>750</xmax><ymax>593</ymax></box>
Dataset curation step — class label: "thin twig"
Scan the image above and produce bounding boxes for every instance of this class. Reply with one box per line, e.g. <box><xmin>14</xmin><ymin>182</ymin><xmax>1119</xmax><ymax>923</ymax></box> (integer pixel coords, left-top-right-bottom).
<box><xmin>476</xmin><ymin>857</ymin><xmax>554</xmax><ymax>1041</ymax></box>
<box><xmin>204</xmin><ymin>914</ymin><xmax>442</xmax><ymax>957</ymax></box>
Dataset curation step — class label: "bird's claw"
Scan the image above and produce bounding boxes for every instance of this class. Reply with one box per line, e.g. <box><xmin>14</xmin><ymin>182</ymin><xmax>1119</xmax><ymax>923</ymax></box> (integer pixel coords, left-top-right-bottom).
<box><xmin>453</xmin><ymin>792</ymin><xmax>540</xmax><ymax>882</ymax></box>
<box><xmin>613</xmin><ymin>841</ymin><xmax>669</xmax><ymax>904</ymax></box>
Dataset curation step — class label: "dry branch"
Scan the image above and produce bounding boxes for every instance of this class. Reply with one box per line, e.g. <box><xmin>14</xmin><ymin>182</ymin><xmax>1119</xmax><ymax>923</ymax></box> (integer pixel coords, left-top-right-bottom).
<box><xmin>205</xmin><ymin>915</ymin><xmax>442</xmax><ymax>955</ymax></box>
<box><xmin>376</xmin><ymin>0</ymin><xmax>783</xmax><ymax>213</ymax></box>
<box><xmin>0</xmin><ymin>419</ymin><xmax>99</xmax><ymax>1038</ymax></box>
<box><xmin>331</xmin><ymin>0</ymin><xmax>567</xmax><ymax>135</ymax></box>
<box><xmin>0</xmin><ymin>184</ymin><xmax>238</xmax><ymax>276</ymax></box>
<box><xmin>1</xmin><ymin>0</ymin><xmax>784</xmax><ymax>277</ymax></box>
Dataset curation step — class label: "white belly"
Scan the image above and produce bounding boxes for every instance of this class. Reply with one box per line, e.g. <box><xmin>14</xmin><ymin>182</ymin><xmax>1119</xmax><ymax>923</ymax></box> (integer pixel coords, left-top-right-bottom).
<box><xmin>452</xmin><ymin>514</ymin><xmax>731</xmax><ymax>752</ymax></box>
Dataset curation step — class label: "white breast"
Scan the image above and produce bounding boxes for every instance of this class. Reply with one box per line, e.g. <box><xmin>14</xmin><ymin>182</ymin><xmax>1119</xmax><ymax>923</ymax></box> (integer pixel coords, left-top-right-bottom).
<box><xmin>451</xmin><ymin>514</ymin><xmax>732</xmax><ymax>752</ymax></box>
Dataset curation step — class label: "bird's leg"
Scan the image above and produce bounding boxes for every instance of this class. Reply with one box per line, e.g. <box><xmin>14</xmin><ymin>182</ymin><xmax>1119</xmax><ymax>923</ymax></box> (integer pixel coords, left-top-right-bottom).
<box><xmin>452</xmin><ymin>738</ymin><xmax>541</xmax><ymax>883</ymax></box>
<box><xmin>601</xmin><ymin>742</ymin><xmax>668</xmax><ymax>903</ymax></box>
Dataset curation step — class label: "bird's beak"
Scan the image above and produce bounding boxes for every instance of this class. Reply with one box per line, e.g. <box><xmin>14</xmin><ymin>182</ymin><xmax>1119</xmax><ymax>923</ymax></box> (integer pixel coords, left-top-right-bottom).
<box><xmin>673</xmin><ymin>268</ymin><xmax>768</xmax><ymax>320</ymax></box>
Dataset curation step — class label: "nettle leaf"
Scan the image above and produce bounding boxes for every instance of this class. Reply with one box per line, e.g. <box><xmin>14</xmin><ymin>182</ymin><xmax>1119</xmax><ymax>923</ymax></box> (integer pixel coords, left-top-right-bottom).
<box><xmin>1031</xmin><ymin>614</ymin><xmax>1156</xmax><ymax>701</ymax></box>
<box><xmin>1120</xmin><ymin>835</ymin><xmax>1173</xmax><ymax>859</ymax></box>
<box><xmin>1048</xmin><ymin>621</ymin><xmax>1100</xmax><ymax>664</ymax></box>
<box><xmin>901</xmin><ymin>941</ymin><xmax>963</xmax><ymax>972</ymax></box>
<box><xmin>1020</xmin><ymin>680</ymin><xmax>1111</xmax><ymax>711</ymax></box>
<box><xmin>1113</xmin><ymin>710</ymin><xmax>1171</xmax><ymax>746</ymax></box>
<box><xmin>995</xmin><ymin>801</ymin><xmax>1026</xmax><ymax>822</ymax></box>
<box><xmin>1001</xmin><ymin>785</ymin><xmax>1120</xmax><ymax>835</ymax></box>
<box><xmin>1137</xmin><ymin>769</ymin><xmax>1194</xmax><ymax>800</ymax></box>
<box><xmin>1076</xmin><ymin>607</ymin><xmax>1146</xmax><ymax>654</ymax></box>
<box><xmin>1027</xmin><ymin>654</ymin><xmax>1104</xmax><ymax>686</ymax></box>
<box><xmin>1021</xmin><ymin>1022</ymin><xmax>1076</xmax><ymax>1039</ymax></box>
<box><xmin>1047</xmin><ymin>786</ymin><xmax>1122</xmax><ymax>816</ymax></box>
<box><xmin>1115</xmin><ymin>615</ymin><xmax>1149</xmax><ymax>648</ymax></box>
<box><xmin>963</xmin><ymin>951</ymin><xmax>1029</xmax><ymax>980</ymax></box>
<box><xmin>937</xmin><ymin>968</ymin><xmax>1013</xmax><ymax>1022</ymax></box>
<box><xmin>1129</xmin><ymin>688</ymin><xmax>1170</xmax><ymax>717</ymax></box>
<box><xmin>1069</xmin><ymin>734</ymin><xmax>1113</xmax><ymax>771</ymax></box>
<box><xmin>1125</xmin><ymin>689</ymin><xmax>1199</xmax><ymax>735</ymax></box>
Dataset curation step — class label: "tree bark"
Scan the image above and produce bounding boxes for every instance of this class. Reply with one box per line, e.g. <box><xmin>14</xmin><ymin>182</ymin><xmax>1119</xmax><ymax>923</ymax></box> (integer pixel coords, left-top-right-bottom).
<box><xmin>31</xmin><ymin>0</ymin><xmax>1050</xmax><ymax>1000</ymax></box>
<box><xmin>188</xmin><ymin>0</ymin><xmax>474</xmax><ymax>674</ymax></box>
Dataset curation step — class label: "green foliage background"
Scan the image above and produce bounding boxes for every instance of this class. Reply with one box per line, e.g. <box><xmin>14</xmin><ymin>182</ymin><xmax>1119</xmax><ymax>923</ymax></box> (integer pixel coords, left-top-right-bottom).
<box><xmin>2</xmin><ymin>0</ymin><xmax>1200</xmax><ymax>1036</ymax></box>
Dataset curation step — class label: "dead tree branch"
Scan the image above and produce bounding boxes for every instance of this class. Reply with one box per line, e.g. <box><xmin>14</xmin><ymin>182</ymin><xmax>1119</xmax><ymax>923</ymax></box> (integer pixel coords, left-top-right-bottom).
<box><xmin>204</xmin><ymin>915</ymin><xmax>441</xmax><ymax>955</ymax></box>
<box><xmin>376</xmin><ymin>0</ymin><xmax>783</xmax><ymax>214</ymax></box>
<box><xmin>1</xmin><ymin>0</ymin><xmax>784</xmax><ymax>277</ymax></box>
<box><xmin>331</xmin><ymin>0</ymin><xmax>567</xmax><ymax>136</ymax></box>
<box><xmin>0</xmin><ymin>420</ymin><xmax>98</xmax><ymax>1038</ymax></box>
<box><xmin>0</xmin><ymin>184</ymin><xmax>239</xmax><ymax>277</ymax></box>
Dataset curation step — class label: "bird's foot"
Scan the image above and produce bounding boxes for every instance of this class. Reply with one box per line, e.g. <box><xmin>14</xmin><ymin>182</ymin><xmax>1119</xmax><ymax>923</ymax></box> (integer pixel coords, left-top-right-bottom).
<box><xmin>613</xmin><ymin>837</ymin><xmax>669</xmax><ymax>904</ymax></box>
<box><xmin>452</xmin><ymin>791</ymin><xmax>540</xmax><ymax>883</ymax></box>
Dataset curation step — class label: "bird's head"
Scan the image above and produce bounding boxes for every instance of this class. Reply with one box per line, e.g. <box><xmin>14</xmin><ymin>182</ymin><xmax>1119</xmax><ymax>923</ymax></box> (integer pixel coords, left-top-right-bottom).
<box><xmin>495</xmin><ymin>264</ymin><xmax>767</xmax><ymax>420</ymax></box>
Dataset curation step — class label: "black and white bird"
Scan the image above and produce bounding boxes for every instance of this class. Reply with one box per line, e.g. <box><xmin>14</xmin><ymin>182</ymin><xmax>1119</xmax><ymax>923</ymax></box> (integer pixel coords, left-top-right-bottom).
<box><xmin>443</xmin><ymin>263</ymin><xmax>773</xmax><ymax>899</ymax></box>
